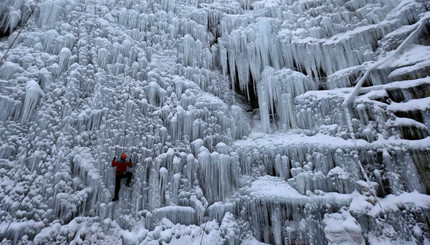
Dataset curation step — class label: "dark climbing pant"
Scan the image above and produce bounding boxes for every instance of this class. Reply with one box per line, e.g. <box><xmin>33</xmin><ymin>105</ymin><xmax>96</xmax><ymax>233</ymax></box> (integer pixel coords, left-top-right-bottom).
<box><xmin>114</xmin><ymin>172</ymin><xmax>133</xmax><ymax>199</ymax></box>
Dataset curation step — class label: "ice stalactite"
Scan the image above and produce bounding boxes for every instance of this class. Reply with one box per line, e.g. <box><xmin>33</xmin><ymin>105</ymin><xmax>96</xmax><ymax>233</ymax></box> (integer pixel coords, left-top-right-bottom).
<box><xmin>172</xmin><ymin>173</ymin><xmax>180</xmax><ymax>204</ymax></box>
<box><xmin>57</xmin><ymin>47</ymin><xmax>71</xmax><ymax>76</ymax></box>
<box><xmin>3</xmin><ymin>10</ymin><xmax>21</xmax><ymax>35</ymax></box>
<box><xmin>198</xmin><ymin>146</ymin><xmax>237</xmax><ymax>204</ymax></box>
<box><xmin>257</xmin><ymin>82</ymin><xmax>271</xmax><ymax>133</ymax></box>
<box><xmin>399</xmin><ymin>151</ymin><xmax>426</xmax><ymax>193</ymax></box>
<box><xmin>183</xmin><ymin>34</ymin><xmax>205</xmax><ymax>68</ymax></box>
<box><xmin>185</xmin><ymin>153</ymin><xmax>196</xmax><ymax>188</ymax></box>
<box><xmin>0</xmin><ymin>61</ymin><xmax>24</xmax><ymax>80</ymax></box>
<box><xmin>152</xmin><ymin>206</ymin><xmax>196</xmax><ymax>226</ymax></box>
<box><xmin>274</xmin><ymin>154</ymin><xmax>290</xmax><ymax>180</ymax></box>
<box><xmin>0</xmin><ymin>95</ymin><xmax>22</xmax><ymax>122</ymax></box>
<box><xmin>295</xmin><ymin>92</ymin><xmax>347</xmax><ymax>131</ymax></box>
<box><xmin>97</xmin><ymin>48</ymin><xmax>110</xmax><ymax>70</ymax></box>
<box><xmin>148</xmin><ymin>159</ymin><xmax>161</xmax><ymax>211</ymax></box>
<box><xmin>147</xmin><ymin>81</ymin><xmax>160</xmax><ymax>107</ymax></box>
<box><xmin>0</xmin><ymin>0</ymin><xmax>29</xmax><ymax>36</ymax></box>
<box><xmin>159</xmin><ymin>167</ymin><xmax>168</xmax><ymax>206</ymax></box>
<box><xmin>257</xmin><ymin>67</ymin><xmax>315</xmax><ymax>131</ymax></box>
<box><xmin>219</xmin><ymin>212</ymin><xmax>240</xmax><ymax>245</ymax></box>
<box><xmin>21</xmin><ymin>80</ymin><xmax>45</xmax><ymax>122</ymax></box>
<box><xmin>381</xmin><ymin>149</ymin><xmax>403</xmax><ymax>195</ymax></box>
<box><xmin>37</xmin><ymin>0</ymin><xmax>70</xmax><ymax>28</ymax></box>
<box><xmin>160</xmin><ymin>0</ymin><xmax>176</xmax><ymax>13</ymax></box>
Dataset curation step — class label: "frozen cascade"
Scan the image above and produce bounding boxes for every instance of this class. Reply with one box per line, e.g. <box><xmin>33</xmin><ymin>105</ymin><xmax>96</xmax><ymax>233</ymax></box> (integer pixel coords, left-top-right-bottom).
<box><xmin>0</xmin><ymin>0</ymin><xmax>430</xmax><ymax>244</ymax></box>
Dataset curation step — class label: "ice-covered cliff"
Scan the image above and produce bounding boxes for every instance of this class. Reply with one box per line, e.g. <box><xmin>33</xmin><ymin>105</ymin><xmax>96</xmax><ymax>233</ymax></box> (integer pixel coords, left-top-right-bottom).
<box><xmin>0</xmin><ymin>0</ymin><xmax>430</xmax><ymax>244</ymax></box>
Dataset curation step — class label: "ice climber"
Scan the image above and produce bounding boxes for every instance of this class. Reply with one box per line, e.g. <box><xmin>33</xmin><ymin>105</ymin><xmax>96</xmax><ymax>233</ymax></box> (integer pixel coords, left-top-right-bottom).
<box><xmin>111</xmin><ymin>153</ymin><xmax>133</xmax><ymax>201</ymax></box>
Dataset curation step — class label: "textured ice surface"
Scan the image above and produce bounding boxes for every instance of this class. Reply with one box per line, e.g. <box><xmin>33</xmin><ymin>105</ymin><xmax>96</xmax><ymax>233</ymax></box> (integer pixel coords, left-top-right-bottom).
<box><xmin>0</xmin><ymin>0</ymin><xmax>429</xmax><ymax>244</ymax></box>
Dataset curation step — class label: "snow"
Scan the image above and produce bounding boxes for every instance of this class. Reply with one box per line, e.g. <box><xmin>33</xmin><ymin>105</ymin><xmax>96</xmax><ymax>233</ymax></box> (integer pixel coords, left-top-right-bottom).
<box><xmin>388</xmin><ymin>44</ymin><xmax>430</xmax><ymax>78</ymax></box>
<box><xmin>323</xmin><ymin>208</ymin><xmax>364</xmax><ymax>245</ymax></box>
<box><xmin>368</xmin><ymin>191</ymin><xmax>430</xmax><ymax>216</ymax></box>
<box><xmin>389</xmin><ymin>44</ymin><xmax>430</xmax><ymax>68</ymax></box>
<box><xmin>387</xmin><ymin>117</ymin><xmax>427</xmax><ymax>129</ymax></box>
<box><xmin>234</xmin><ymin>131</ymin><xmax>366</xmax><ymax>149</ymax></box>
<box><xmin>388</xmin><ymin>97</ymin><xmax>430</xmax><ymax>112</ymax></box>
<box><xmin>247</xmin><ymin>175</ymin><xmax>352</xmax><ymax>206</ymax></box>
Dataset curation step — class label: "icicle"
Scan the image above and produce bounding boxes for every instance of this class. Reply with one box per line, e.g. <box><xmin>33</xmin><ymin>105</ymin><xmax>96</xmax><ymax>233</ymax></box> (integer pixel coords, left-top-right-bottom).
<box><xmin>257</xmin><ymin>81</ymin><xmax>271</xmax><ymax>133</ymax></box>
<box><xmin>400</xmin><ymin>152</ymin><xmax>426</xmax><ymax>193</ymax></box>
<box><xmin>152</xmin><ymin>206</ymin><xmax>196</xmax><ymax>225</ymax></box>
<box><xmin>97</xmin><ymin>48</ymin><xmax>110</xmax><ymax>69</ymax></box>
<box><xmin>159</xmin><ymin>167</ymin><xmax>168</xmax><ymax>206</ymax></box>
<box><xmin>172</xmin><ymin>156</ymin><xmax>181</xmax><ymax>174</ymax></box>
<box><xmin>208</xmin><ymin>202</ymin><xmax>226</xmax><ymax>223</ymax></box>
<box><xmin>21</xmin><ymin>80</ymin><xmax>45</xmax><ymax>122</ymax></box>
<box><xmin>4</xmin><ymin>9</ymin><xmax>21</xmax><ymax>34</ymax></box>
<box><xmin>0</xmin><ymin>61</ymin><xmax>24</xmax><ymax>80</ymax></box>
<box><xmin>64</xmin><ymin>33</ymin><xmax>76</xmax><ymax>50</ymax></box>
<box><xmin>164</xmin><ymin>148</ymin><xmax>173</xmax><ymax>172</ymax></box>
<box><xmin>198</xmin><ymin>146</ymin><xmax>235</xmax><ymax>203</ymax></box>
<box><xmin>190</xmin><ymin>195</ymin><xmax>205</xmax><ymax>224</ymax></box>
<box><xmin>220</xmin><ymin>212</ymin><xmax>240</xmax><ymax>245</ymax></box>
<box><xmin>186</xmin><ymin>154</ymin><xmax>195</xmax><ymax>187</ymax></box>
<box><xmin>147</xmin><ymin>81</ymin><xmax>160</xmax><ymax>106</ymax></box>
<box><xmin>58</xmin><ymin>47</ymin><xmax>71</xmax><ymax>75</ymax></box>
<box><xmin>38</xmin><ymin>1</ymin><xmax>62</xmax><ymax>27</ymax></box>
<box><xmin>172</xmin><ymin>173</ymin><xmax>180</xmax><ymax>204</ymax></box>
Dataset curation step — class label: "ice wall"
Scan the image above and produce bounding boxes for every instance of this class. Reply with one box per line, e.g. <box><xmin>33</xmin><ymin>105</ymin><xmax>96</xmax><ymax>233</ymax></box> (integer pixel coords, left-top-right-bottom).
<box><xmin>0</xmin><ymin>0</ymin><xmax>429</xmax><ymax>244</ymax></box>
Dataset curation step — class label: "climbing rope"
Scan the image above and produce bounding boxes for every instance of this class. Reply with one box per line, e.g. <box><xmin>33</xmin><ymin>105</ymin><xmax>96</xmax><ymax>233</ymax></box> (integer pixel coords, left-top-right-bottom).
<box><xmin>122</xmin><ymin>85</ymin><xmax>134</xmax><ymax>154</ymax></box>
<box><xmin>199</xmin><ymin>218</ymin><xmax>208</xmax><ymax>245</ymax></box>
<box><xmin>123</xmin><ymin>127</ymin><xmax>127</xmax><ymax>153</ymax></box>
<box><xmin>0</xmin><ymin>1</ymin><xmax>41</xmax><ymax>66</ymax></box>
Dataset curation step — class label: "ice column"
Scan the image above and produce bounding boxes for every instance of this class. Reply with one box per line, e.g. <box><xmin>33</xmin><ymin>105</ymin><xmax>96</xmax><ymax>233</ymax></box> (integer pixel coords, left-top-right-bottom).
<box><xmin>198</xmin><ymin>147</ymin><xmax>235</xmax><ymax>203</ymax></box>
<box><xmin>3</xmin><ymin>9</ymin><xmax>21</xmax><ymax>34</ymax></box>
<box><xmin>21</xmin><ymin>80</ymin><xmax>45</xmax><ymax>122</ymax></box>
<box><xmin>160</xmin><ymin>167</ymin><xmax>168</xmax><ymax>205</ymax></box>
<box><xmin>258</xmin><ymin>67</ymin><xmax>315</xmax><ymax>131</ymax></box>
<box><xmin>58</xmin><ymin>48</ymin><xmax>71</xmax><ymax>76</ymax></box>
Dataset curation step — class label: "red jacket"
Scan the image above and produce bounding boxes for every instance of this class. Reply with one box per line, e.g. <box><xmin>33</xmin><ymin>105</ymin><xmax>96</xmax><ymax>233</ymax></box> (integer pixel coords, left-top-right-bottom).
<box><xmin>112</xmin><ymin>159</ymin><xmax>132</xmax><ymax>175</ymax></box>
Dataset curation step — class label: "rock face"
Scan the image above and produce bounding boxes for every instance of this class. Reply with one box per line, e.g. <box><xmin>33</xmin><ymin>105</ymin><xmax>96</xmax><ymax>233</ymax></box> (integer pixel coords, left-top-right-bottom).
<box><xmin>0</xmin><ymin>0</ymin><xmax>429</xmax><ymax>244</ymax></box>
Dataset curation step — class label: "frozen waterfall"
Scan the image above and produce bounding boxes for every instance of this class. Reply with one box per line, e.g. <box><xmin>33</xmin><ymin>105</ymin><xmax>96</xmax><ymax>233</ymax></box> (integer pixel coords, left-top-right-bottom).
<box><xmin>0</xmin><ymin>0</ymin><xmax>430</xmax><ymax>244</ymax></box>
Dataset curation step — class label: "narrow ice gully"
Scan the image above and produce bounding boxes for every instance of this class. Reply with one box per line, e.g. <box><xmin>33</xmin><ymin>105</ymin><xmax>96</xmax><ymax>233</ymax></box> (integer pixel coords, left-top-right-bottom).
<box><xmin>0</xmin><ymin>0</ymin><xmax>430</xmax><ymax>244</ymax></box>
